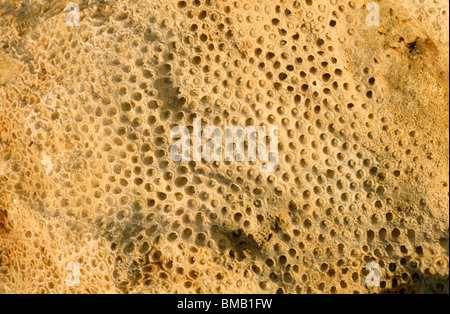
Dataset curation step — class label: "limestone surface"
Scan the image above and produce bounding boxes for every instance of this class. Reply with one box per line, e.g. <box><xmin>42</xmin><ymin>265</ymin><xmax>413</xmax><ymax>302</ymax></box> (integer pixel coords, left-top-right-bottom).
<box><xmin>0</xmin><ymin>0</ymin><xmax>448</xmax><ymax>294</ymax></box>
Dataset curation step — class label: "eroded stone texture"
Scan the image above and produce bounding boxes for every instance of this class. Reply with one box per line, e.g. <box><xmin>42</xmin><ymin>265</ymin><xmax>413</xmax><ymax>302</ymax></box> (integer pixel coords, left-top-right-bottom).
<box><xmin>0</xmin><ymin>0</ymin><xmax>448</xmax><ymax>294</ymax></box>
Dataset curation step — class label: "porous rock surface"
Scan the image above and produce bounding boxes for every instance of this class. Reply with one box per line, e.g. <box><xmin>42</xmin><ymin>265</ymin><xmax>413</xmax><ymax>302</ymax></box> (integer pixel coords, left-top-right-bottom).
<box><xmin>0</xmin><ymin>0</ymin><xmax>448</xmax><ymax>294</ymax></box>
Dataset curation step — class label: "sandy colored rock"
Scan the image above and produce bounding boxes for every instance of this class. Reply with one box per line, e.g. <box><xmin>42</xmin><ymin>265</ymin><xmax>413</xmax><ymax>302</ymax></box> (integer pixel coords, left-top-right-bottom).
<box><xmin>0</xmin><ymin>51</ymin><xmax>19</xmax><ymax>85</ymax></box>
<box><xmin>0</xmin><ymin>0</ymin><xmax>448</xmax><ymax>294</ymax></box>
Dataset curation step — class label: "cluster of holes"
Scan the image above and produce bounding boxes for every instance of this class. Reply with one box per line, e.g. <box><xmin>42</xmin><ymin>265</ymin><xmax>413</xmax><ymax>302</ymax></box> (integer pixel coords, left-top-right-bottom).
<box><xmin>0</xmin><ymin>0</ymin><xmax>447</xmax><ymax>295</ymax></box>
